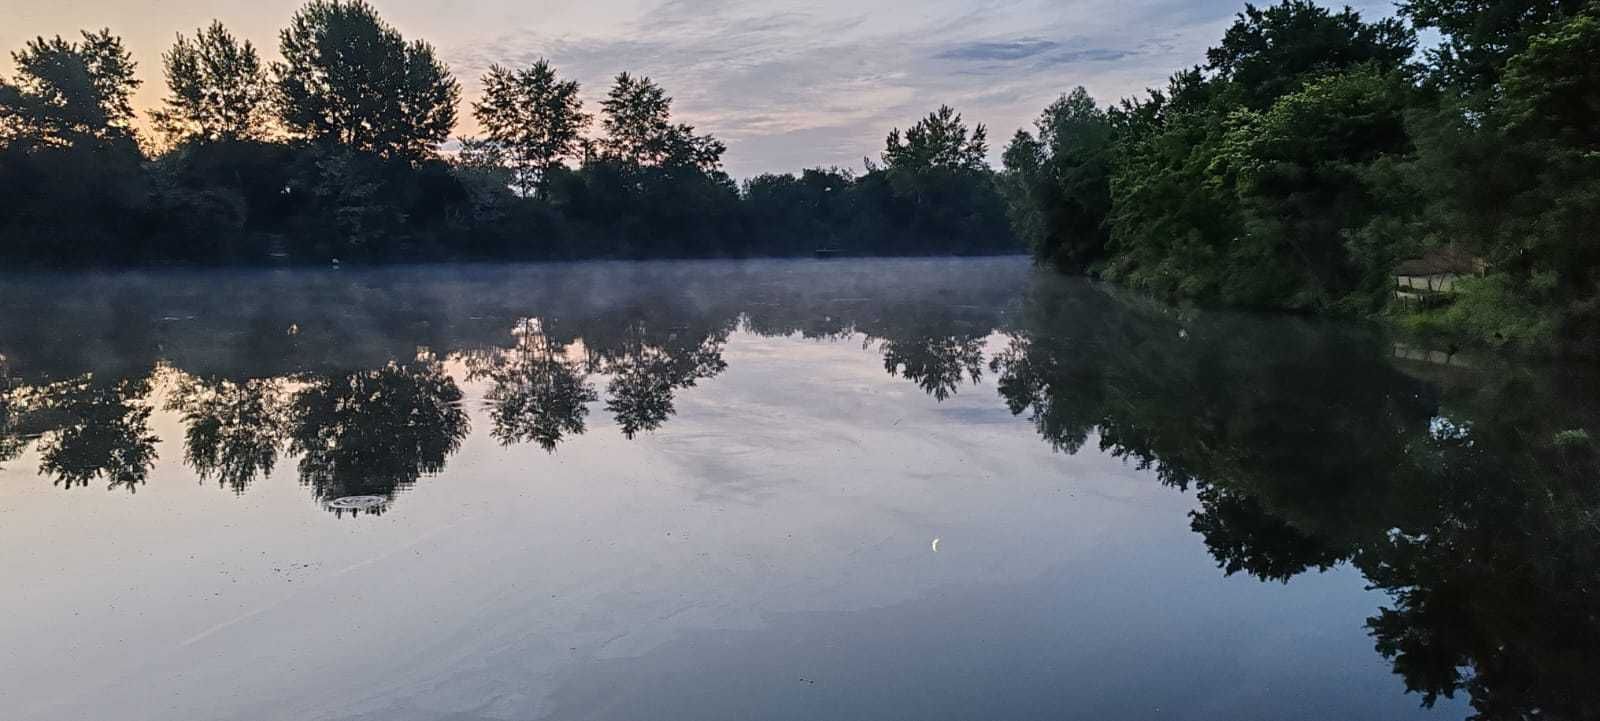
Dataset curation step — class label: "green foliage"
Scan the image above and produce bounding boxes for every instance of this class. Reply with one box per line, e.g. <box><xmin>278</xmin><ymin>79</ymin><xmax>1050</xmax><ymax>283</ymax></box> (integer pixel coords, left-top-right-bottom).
<box><xmin>1226</xmin><ymin>67</ymin><xmax>1418</xmax><ymax>310</ymax></box>
<box><xmin>1384</xmin><ymin>2</ymin><xmax>1600</xmax><ymax>354</ymax></box>
<box><xmin>1395</xmin><ymin>273</ymin><xmax>1560</xmax><ymax>352</ymax></box>
<box><xmin>1103</xmin><ymin>70</ymin><xmax>1243</xmax><ymax>302</ymax></box>
<box><xmin>272</xmin><ymin>0</ymin><xmax>459</xmax><ymax>157</ymax></box>
<box><xmin>1001</xmin><ymin>87</ymin><xmax>1114</xmax><ymax>272</ymax></box>
<box><xmin>999</xmin><ymin>0</ymin><xmax>1600</xmax><ymax>355</ymax></box>
<box><xmin>1208</xmin><ymin>1</ymin><xmax>1416</xmax><ymax>109</ymax></box>
<box><xmin>1399</xmin><ymin>0</ymin><xmax>1587</xmax><ymax>90</ymax></box>
<box><xmin>153</xmin><ymin>22</ymin><xmax>270</xmax><ymax>143</ymax></box>
<box><xmin>473</xmin><ymin>60</ymin><xmax>590</xmax><ymax>197</ymax></box>
<box><xmin>1096</xmin><ymin>2</ymin><xmax>1418</xmax><ymax>310</ymax></box>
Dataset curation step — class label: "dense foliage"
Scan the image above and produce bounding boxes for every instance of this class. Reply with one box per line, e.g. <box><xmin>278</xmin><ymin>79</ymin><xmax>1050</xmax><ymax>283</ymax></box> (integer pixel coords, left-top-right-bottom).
<box><xmin>1001</xmin><ymin>0</ymin><xmax>1600</xmax><ymax>356</ymax></box>
<box><xmin>0</xmin><ymin>1</ymin><xmax>1016</xmax><ymax>268</ymax></box>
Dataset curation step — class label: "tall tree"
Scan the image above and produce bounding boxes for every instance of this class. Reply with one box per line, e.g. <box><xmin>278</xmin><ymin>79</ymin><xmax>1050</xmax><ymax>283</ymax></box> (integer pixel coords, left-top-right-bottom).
<box><xmin>153</xmin><ymin>21</ymin><xmax>271</xmax><ymax>143</ymax></box>
<box><xmin>0</xmin><ymin>29</ymin><xmax>139</xmax><ymax>146</ymax></box>
<box><xmin>1399</xmin><ymin>0</ymin><xmax>1587</xmax><ymax>91</ymax></box>
<box><xmin>599</xmin><ymin>72</ymin><xmax>724</xmax><ymax>172</ymax></box>
<box><xmin>1207</xmin><ymin>0</ymin><xmax>1416</xmax><ymax>109</ymax></box>
<box><xmin>272</xmin><ymin>0</ymin><xmax>460</xmax><ymax>157</ymax></box>
<box><xmin>473</xmin><ymin>60</ymin><xmax>589</xmax><ymax>197</ymax></box>
<box><xmin>1001</xmin><ymin>87</ymin><xmax>1114</xmax><ymax>272</ymax></box>
<box><xmin>881</xmin><ymin>105</ymin><xmax>989</xmax><ymax>172</ymax></box>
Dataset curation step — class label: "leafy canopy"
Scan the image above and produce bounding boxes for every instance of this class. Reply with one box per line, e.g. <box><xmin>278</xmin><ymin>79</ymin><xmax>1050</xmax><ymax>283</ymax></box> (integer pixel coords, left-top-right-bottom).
<box><xmin>0</xmin><ymin>29</ymin><xmax>139</xmax><ymax>146</ymax></box>
<box><xmin>1208</xmin><ymin>0</ymin><xmax>1416</xmax><ymax>109</ymax></box>
<box><xmin>599</xmin><ymin>72</ymin><xmax>724</xmax><ymax>172</ymax></box>
<box><xmin>473</xmin><ymin>60</ymin><xmax>590</xmax><ymax>196</ymax></box>
<box><xmin>154</xmin><ymin>21</ymin><xmax>271</xmax><ymax>143</ymax></box>
<box><xmin>272</xmin><ymin>0</ymin><xmax>460</xmax><ymax>157</ymax></box>
<box><xmin>881</xmin><ymin>104</ymin><xmax>989</xmax><ymax>172</ymax></box>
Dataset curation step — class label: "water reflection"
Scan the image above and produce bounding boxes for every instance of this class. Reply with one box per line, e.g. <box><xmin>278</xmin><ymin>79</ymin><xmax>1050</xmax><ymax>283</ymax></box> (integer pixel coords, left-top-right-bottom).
<box><xmin>167</xmin><ymin>376</ymin><xmax>291</xmax><ymax>494</ymax></box>
<box><xmin>28</xmin><ymin>374</ymin><xmax>160</xmax><ymax>491</ymax></box>
<box><xmin>465</xmin><ymin>319</ymin><xmax>597</xmax><ymax>452</ymax></box>
<box><xmin>0</xmin><ymin>358</ymin><xmax>26</xmax><ymax>466</ymax></box>
<box><xmin>289</xmin><ymin>355</ymin><xmax>469</xmax><ymax>515</ymax></box>
<box><xmin>0</xmin><ymin>260</ymin><xmax>1594</xmax><ymax>716</ymax></box>
<box><xmin>593</xmin><ymin>316</ymin><xmax>730</xmax><ymax>439</ymax></box>
<box><xmin>992</xmin><ymin>278</ymin><xmax>1600</xmax><ymax>720</ymax></box>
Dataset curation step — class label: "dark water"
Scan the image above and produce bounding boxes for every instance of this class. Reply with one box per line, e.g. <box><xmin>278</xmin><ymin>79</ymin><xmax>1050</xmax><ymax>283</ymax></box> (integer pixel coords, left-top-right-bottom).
<box><xmin>1</xmin><ymin>258</ymin><xmax>1594</xmax><ymax>721</ymax></box>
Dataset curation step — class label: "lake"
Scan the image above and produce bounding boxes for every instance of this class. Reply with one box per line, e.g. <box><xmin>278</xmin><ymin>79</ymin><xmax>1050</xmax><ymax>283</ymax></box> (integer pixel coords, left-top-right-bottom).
<box><xmin>1</xmin><ymin>257</ymin><xmax>1594</xmax><ymax>721</ymax></box>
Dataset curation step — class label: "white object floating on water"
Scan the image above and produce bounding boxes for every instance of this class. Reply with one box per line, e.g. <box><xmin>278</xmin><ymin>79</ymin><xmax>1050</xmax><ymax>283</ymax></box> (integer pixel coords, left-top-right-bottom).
<box><xmin>327</xmin><ymin>495</ymin><xmax>387</xmax><ymax>511</ymax></box>
<box><xmin>931</xmin><ymin>537</ymin><xmax>940</xmax><ymax>553</ymax></box>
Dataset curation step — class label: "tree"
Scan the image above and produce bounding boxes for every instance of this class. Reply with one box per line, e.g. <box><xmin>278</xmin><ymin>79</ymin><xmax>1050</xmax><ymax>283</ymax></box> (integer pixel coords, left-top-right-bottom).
<box><xmin>1101</xmin><ymin>69</ymin><xmax>1242</xmax><ymax>302</ymax></box>
<box><xmin>1001</xmin><ymin>87</ymin><xmax>1114</xmax><ymax>272</ymax></box>
<box><xmin>0</xmin><ymin>29</ymin><xmax>139</xmax><ymax>146</ymax></box>
<box><xmin>1399</xmin><ymin>0</ymin><xmax>1586</xmax><ymax>91</ymax></box>
<box><xmin>598</xmin><ymin>72</ymin><xmax>724</xmax><ymax>171</ymax></box>
<box><xmin>1207</xmin><ymin>1</ymin><xmax>1416</xmax><ymax>109</ymax></box>
<box><xmin>272</xmin><ymin>0</ymin><xmax>460</xmax><ymax>157</ymax></box>
<box><xmin>473</xmin><ymin>60</ymin><xmax>589</xmax><ymax>197</ymax></box>
<box><xmin>881</xmin><ymin>105</ymin><xmax>989</xmax><ymax>172</ymax></box>
<box><xmin>1224</xmin><ymin>67</ymin><xmax>1418</xmax><ymax>309</ymax></box>
<box><xmin>153</xmin><ymin>21</ymin><xmax>271</xmax><ymax>143</ymax></box>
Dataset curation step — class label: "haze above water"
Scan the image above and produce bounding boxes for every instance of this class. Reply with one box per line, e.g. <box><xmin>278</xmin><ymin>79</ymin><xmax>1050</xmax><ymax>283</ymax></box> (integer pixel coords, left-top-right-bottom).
<box><xmin>1</xmin><ymin>258</ymin><xmax>1594</xmax><ymax>721</ymax></box>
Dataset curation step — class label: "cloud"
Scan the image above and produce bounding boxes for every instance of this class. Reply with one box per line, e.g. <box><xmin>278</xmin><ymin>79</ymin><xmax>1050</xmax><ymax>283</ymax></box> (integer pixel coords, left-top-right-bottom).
<box><xmin>935</xmin><ymin>39</ymin><xmax>1062</xmax><ymax>62</ymax></box>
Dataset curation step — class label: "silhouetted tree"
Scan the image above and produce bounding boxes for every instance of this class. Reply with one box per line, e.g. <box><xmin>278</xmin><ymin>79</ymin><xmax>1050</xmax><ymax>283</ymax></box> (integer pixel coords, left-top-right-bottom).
<box><xmin>880</xmin><ymin>105</ymin><xmax>988</xmax><ymax>172</ymax></box>
<box><xmin>473</xmin><ymin>60</ymin><xmax>589</xmax><ymax>197</ymax></box>
<box><xmin>153</xmin><ymin>21</ymin><xmax>271</xmax><ymax>143</ymax></box>
<box><xmin>0</xmin><ymin>29</ymin><xmax>139</xmax><ymax>145</ymax></box>
<box><xmin>599</xmin><ymin>72</ymin><xmax>725</xmax><ymax>171</ymax></box>
<box><xmin>0</xmin><ymin>364</ymin><xmax>27</xmax><ymax>467</ymax></box>
<box><xmin>273</xmin><ymin>0</ymin><xmax>460</xmax><ymax>157</ymax></box>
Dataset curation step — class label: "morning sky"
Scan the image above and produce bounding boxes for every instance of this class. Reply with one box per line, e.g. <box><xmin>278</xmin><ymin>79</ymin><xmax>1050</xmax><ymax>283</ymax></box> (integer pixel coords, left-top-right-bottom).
<box><xmin>1</xmin><ymin>0</ymin><xmax>1400</xmax><ymax>178</ymax></box>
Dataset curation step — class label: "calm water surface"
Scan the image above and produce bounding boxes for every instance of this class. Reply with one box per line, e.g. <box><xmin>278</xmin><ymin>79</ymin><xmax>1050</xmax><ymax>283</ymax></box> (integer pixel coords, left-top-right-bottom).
<box><xmin>1</xmin><ymin>258</ymin><xmax>1595</xmax><ymax>721</ymax></box>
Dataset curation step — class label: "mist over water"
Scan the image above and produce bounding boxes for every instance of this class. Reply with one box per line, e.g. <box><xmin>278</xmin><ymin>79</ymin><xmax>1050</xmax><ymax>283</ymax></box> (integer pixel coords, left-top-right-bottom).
<box><xmin>1</xmin><ymin>258</ymin><xmax>1593</xmax><ymax>721</ymax></box>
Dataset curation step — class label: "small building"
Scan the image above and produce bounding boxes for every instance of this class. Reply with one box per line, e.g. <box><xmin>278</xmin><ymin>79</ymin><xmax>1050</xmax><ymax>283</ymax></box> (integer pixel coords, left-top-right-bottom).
<box><xmin>1394</xmin><ymin>246</ymin><xmax>1483</xmax><ymax>302</ymax></box>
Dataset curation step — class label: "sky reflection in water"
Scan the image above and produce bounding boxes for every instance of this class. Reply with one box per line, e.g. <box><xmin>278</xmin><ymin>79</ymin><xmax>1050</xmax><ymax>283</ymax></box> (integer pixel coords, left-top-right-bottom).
<box><xmin>1</xmin><ymin>258</ymin><xmax>1595</xmax><ymax>721</ymax></box>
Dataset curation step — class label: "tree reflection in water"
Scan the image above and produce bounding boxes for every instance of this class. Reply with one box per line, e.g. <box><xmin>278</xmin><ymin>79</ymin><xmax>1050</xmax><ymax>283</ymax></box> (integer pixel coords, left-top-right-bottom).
<box><xmin>0</xmin><ymin>264</ymin><xmax>1595</xmax><ymax>715</ymax></box>
<box><xmin>167</xmin><ymin>376</ymin><xmax>291</xmax><ymax>494</ymax></box>
<box><xmin>588</xmin><ymin>316</ymin><xmax>729</xmax><ymax>439</ymax></box>
<box><xmin>28</xmin><ymin>374</ymin><xmax>159</xmax><ymax>492</ymax></box>
<box><xmin>289</xmin><ymin>355</ymin><xmax>469</xmax><ymax>515</ymax></box>
<box><xmin>0</xmin><ymin>357</ymin><xmax>26</xmax><ymax>466</ymax></box>
<box><xmin>991</xmin><ymin>276</ymin><xmax>1600</xmax><ymax>720</ymax></box>
<box><xmin>874</xmin><ymin>331</ymin><xmax>986</xmax><ymax>402</ymax></box>
<box><xmin>466</xmin><ymin>318</ymin><xmax>597</xmax><ymax>452</ymax></box>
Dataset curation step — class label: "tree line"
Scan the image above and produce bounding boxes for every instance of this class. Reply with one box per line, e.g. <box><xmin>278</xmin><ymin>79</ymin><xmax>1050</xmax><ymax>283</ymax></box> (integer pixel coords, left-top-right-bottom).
<box><xmin>999</xmin><ymin>0</ymin><xmax>1600</xmax><ymax>356</ymax></box>
<box><xmin>0</xmin><ymin>0</ymin><xmax>1017</xmax><ymax>267</ymax></box>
